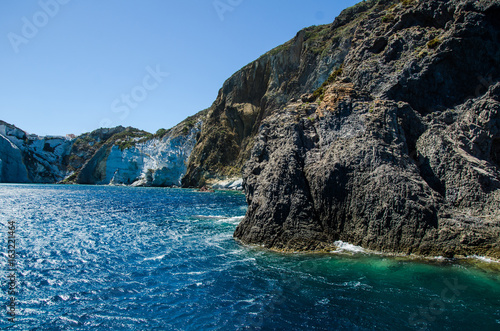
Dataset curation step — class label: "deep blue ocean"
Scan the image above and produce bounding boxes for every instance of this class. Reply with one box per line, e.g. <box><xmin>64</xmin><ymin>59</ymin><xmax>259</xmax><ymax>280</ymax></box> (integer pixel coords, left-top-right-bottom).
<box><xmin>0</xmin><ymin>184</ymin><xmax>499</xmax><ymax>330</ymax></box>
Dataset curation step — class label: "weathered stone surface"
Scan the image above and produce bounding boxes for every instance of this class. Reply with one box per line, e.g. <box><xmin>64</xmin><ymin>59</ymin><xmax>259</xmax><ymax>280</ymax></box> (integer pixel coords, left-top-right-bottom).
<box><xmin>1</xmin><ymin>0</ymin><xmax>498</xmax><ymax>258</ymax></box>
<box><xmin>75</xmin><ymin>121</ymin><xmax>202</xmax><ymax>186</ymax></box>
<box><xmin>182</xmin><ymin>0</ymin><xmax>374</xmax><ymax>187</ymax></box>
<box><xmin>0</xmin><ymin>110</ymin><xmax>206</xmax><ymax>186</ymax></box>
<box><xmin>0</xmin><ymin>121</ymin><xmax>73</xmax><ymax>183</ymax></box>
<box><xmin>234</xmin><ymin>0</ymin><xmax>500</xmax><ymax>258</ymax></box>
<box><xmin>0</xmin><ymin>134</ymin><xmax>28</xmax><ymax>183</ymax></box>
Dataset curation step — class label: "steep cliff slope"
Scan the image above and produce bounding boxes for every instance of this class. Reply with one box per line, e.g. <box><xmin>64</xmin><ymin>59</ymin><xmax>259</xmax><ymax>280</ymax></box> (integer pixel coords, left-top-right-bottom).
<box><xmin>0</xmin><ymin>121</ymin><xmax>73</xmax><ymax>183</ymax></box>
<box><xmin>72</xmin><ymin>113</ymin><xmax>204</xmax><ymax>186</ymax></box>
<box><xmin>233</xmin><ymin>0</ymin><xmax>500</xmax><ymax>258</ymax></box>
<box><xmin>183</xmin><ymin>1</ymin><xmax>377</xmax><ymax>186</ymax></box>
<box><xmin>0</xmin><ymin>110</ymin><xmax>206</xmax><ymax>186</ymax></box>
<box><xmin>0</xmin><ymin>133</ymin><xmax>28</xmax><ymax>183</ymax></box>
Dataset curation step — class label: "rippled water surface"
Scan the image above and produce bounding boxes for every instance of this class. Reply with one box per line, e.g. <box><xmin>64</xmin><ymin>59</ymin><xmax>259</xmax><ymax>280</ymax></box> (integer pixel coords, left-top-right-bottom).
<box><xmin>1</xmin><ymin>184</ymin><xmax>499</xmax><ymax>330</ymax></box>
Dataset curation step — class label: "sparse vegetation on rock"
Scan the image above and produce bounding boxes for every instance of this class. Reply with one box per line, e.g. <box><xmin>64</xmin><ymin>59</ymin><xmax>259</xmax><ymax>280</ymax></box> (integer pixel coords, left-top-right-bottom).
<box><xmin>231</xmin><ymin>0</ymin><xmax>500</xmax><ymax>258</ymax></box>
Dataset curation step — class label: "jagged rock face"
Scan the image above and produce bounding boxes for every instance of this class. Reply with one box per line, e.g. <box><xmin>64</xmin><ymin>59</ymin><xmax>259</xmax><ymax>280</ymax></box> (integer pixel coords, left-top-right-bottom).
<box><xmin>23</xmin><ymin>137</ymin><xmax>74</xmax><ymax>183</ymax></box>
<box><xmin>67</xmin><ymin>126</ymin><xmax>129</xmax><ymax>174</ymax></box>
<box><xmin>0</xmin><ymin>134</ymin><xmax>28</xmax><ymax>183</ymax></box>
<box><xmin>76</xmin><ymin>123</ymin><xmax>202</xmax><ymax>186</ymax></box>
<box><xmin>71</xmin><ymin>111</ymin><xmax>205</xmax><ymax>186</ymax></box>
<box><xmin>182</xmin><ymin>1</ymin><xmax>372</xmax><ymax>186</ymax></box>
<box><xmin>235</xmin><ymin>0</ymin><xmax>500</xmax><ymax>258</ymax></box>
<box><xmin>343</xmin><ymin>0</ymin><xmax>500</xmax><ymax>113</ymax></box>
<box><xmin>235</xmin><ymin>97</ymin><xmax>442</xmax><ymax>253</ymax></box>
<box><xmin>0</xmin><ymin>111</ymin><xmax>205</xmax><ymax>186</ymax></box>
<box><xmin>0</xmin><ymin>121</ymin><xmax>73</xmax><ymax>183</ymax></box>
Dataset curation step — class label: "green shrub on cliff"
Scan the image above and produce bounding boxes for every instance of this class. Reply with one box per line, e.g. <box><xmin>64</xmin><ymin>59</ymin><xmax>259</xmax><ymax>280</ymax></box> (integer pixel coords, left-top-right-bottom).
<box><xmin>382</xmin><ymin>14</ymin><xmax>395</xmax><ymax>23</ymax></box>
<box><xmin>400</xmin><ymin>0</ymin><xmax>416</xmax><ymax>6</ymax></box>
<box><xmin>118</xmin><ymin>141</ymin><xmax>135</xmax><ymax>151</ymax></box>
<box><xmin>312</xmin><ymin>66</ymin><xmax>343</xmax><ymax>101</ymax></box>
<box><xmin>110</xmin><ymin>129</ymin><xmax>151</xmax><ymax>151</ymax></box>
<box><xmin>427</xmin><ymin>38</ymin><xmax>441</xmax><ymax>49</ymax></box>
<box><xmin>155</xmin><ymin>128</ymin><xmax>168</xmax><ymax>138</ymax></box>
<box><xmin>269</xmin><ymin>43</ymin><xmax>290</xmax><ymax>56</ymax></box>
<box><xmin>61</xmin><ymin>172</ymin><xmax>77</xmax><ymax>184</ymax></box>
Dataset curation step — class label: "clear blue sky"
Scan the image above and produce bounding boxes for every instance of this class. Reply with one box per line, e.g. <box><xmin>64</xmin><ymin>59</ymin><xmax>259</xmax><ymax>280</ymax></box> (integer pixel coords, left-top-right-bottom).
<box><xmin>0</xmin><ymin>0</ymin><xmax>359</xmax><ymax>136</ymax></box>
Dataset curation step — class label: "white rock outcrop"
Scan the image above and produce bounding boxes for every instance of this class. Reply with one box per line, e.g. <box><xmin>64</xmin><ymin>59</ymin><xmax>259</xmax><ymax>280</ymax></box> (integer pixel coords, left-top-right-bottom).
<box><xmin>211</xmin><ymin>178</ymin><xmax>243</xmax><ymax>191</ymax></box>
<box><xmin>104</xmin><ymin>122</ymin><xmax>201</xmax><ymax>187</ymax></box>
<box><xmin>0</xmin><ymin>118</ymin><xmax>202</xmax><ymax>187</ymax></box>
<box><xmin>0</xmin><ymin>121</ymin><xmax>73</xmax><ymax>183</ymax></box>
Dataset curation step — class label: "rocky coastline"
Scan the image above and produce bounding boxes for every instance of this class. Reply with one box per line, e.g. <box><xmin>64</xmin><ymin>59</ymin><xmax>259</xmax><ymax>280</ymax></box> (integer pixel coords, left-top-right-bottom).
<box><xmin>233</xmin><ymin>0</ymin><xmax>500</xmax><ymax>258</ymax></box>
<box><xmin>1</xmin><ymin>0</ymin><xmax>499</xmax><ymax>258</ymax></box>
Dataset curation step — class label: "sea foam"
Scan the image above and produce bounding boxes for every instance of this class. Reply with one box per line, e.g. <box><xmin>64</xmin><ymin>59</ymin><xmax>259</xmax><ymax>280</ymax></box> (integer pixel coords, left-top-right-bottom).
<box><xmin>332</xmin><ymin>240</ymin><xmax>366</xmax><ymax>254</ymax></box>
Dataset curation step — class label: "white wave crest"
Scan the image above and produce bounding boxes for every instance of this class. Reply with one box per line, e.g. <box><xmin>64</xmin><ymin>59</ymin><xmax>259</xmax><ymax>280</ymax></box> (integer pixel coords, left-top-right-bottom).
<box><xmin>143</xmin><ymin>254</ymin><xmax>166</xmax><ymax>261</ymax></box>
<box><xmin>470</xmin><ymin>255</ymin><xmax>500</xmax><ymax>263</ymax></box>
<box><xmin>217</xmin><ymin>216</ymin><xmax>244</xmax><ymax>224</ymax></box>
<box><xmin>333</xmin><ymin>241</ymin><xmax>366</xmax><ymax>254</ymax></box>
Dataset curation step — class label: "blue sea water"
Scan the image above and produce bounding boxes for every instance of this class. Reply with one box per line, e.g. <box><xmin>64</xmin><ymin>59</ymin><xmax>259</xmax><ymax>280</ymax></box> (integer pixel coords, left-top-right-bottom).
<box><xmin>0</xmin><ymin>184</ymin><xmax>499</xmax><ymax>330</ymax></box>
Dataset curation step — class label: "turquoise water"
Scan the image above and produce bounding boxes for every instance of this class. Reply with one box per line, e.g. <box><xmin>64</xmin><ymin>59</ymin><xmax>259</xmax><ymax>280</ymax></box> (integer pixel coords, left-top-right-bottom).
<box><xmin>0</xmin><ymin>184</ymin><xmax>499</xmax><ymax>330</ymax></box>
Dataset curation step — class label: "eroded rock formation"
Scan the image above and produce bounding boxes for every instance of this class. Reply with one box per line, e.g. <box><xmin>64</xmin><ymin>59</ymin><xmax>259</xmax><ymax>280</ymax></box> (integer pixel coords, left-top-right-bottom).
<box><xmin>234</xmin><ymin>0</ymin><xmax>500</xmax><ymax>258</ymax></box>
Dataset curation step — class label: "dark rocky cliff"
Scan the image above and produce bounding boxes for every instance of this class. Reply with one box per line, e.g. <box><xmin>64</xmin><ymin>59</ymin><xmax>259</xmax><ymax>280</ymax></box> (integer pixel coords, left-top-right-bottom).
<box><xmin>182</xmin><ymin>1</ymin><xmax>376</xmax><ymax>186</ymax></box>
<box><xmin>231</xmin><ymin>0</ymin><xmax>500</xmax><ymax>258</ymax></box>
<box><xmin>0</xmin><ymin>133</ymin><xmax>28</xmax><ymax>183</ymax></box>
